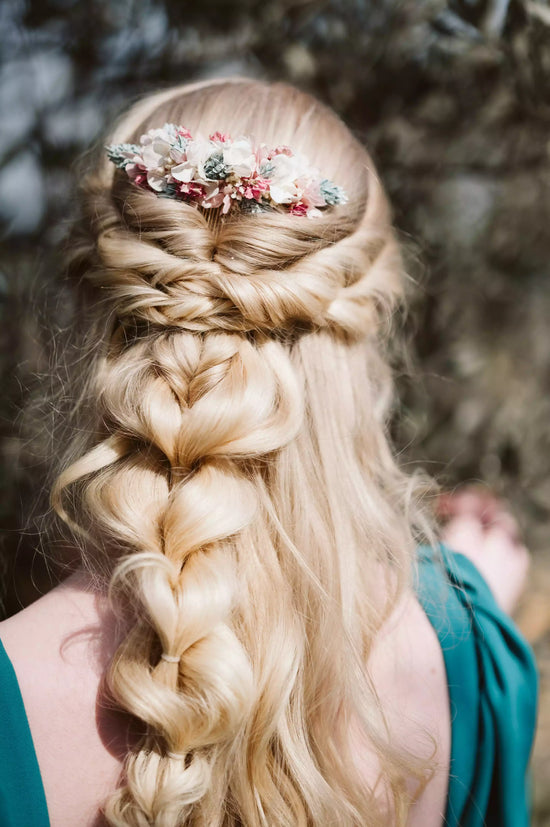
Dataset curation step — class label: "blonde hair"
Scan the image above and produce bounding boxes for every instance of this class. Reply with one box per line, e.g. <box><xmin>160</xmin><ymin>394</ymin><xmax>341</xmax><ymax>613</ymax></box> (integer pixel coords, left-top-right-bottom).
<box><xmin>50</xmin><ymin>78</ymin><xmax>433</xmax><ymax>826</ymax></box>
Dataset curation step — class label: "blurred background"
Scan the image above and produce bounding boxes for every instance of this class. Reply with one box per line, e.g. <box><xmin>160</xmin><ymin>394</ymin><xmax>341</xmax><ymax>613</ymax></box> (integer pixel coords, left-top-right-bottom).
<box><xmin>1</xmin><ymin>0</ymin><xmax>549</xmax><ymax>820</ymax></box>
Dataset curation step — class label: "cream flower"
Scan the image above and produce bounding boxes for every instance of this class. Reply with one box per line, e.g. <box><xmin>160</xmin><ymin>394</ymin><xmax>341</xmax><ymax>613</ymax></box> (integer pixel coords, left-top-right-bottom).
<box><xmin>147</xmin><ymin>171</ymin><xmax>169</xmax><ymax>192</ymax></box>
<box><xmin>267</xmin><ymin>152</ymin><xmax>313</xmax><ymax>203</ymax></box>
<box><xmin>171</xmin><ymin>136</ymin><xmax>213</xmax><ymax>183</ymax></box>
<box><xmin>222</xmin><ymin>139</ymin><xmax>257</xmax><ymax>178</ymax></box>
<box><xmin>140</xmin><ymin>128</ymin><xmax>173</xmax><ymax>169</ymax></box>
<box><xmin>269</xmin><ymin>180</ymin><xmax>300</xmax><ymax>204</ymax></box>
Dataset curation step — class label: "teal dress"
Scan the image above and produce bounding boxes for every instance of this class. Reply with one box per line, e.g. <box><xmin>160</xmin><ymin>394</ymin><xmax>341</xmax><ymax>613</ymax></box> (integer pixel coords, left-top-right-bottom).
<box><xmin>0</xmin><ymin>639</ymin><xmax>49</xmax><ymax>826</ymax></box>
<box><xmin>0</xmin><ymin>547</ymin><xmax>539</xmax><ymax>826</ymax></box>
<box><xmin>416</xmin><ymin>545</ymin><xmax>538</xmax><ymax>826</ymax></box>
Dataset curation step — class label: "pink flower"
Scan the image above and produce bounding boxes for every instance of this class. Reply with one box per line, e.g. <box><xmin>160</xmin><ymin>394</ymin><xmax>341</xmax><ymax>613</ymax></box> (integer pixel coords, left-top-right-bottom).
<box><xmin>126</xmin><ymin>164</ymin><xmax>148</xmax><ymax>187</ymax></box>
<box><xmin>202</xmin><ymin>191</ymin><xmax>225</xmax><ymax>209</ymax></box>
<box><xmin>177</xmin><ymin>127</ymin><xmax>193</xmax><ymax>140</ymax></box>
<box><xmin>177</xmin><ymin>181</ymin><xmax>206</xmax><ymax>200</ymax></box>
<box><xmin>246</xmin><ymin>176</ymin><xmax>270</xmax><ymax>201</ymax></box>
<box><xmin>299</xmin><ymin>177</ymin><xmax>325</xmax><ymax>208</ymax></box>
<box><xmin>289</xmin><ymin>202</ymin><xmax>308</xmax><ymax>216</ymax></box>
<box><xmin>210</xmin><ymin>131</ymin><xmax>231</xmax><ymax>143</ymax></box>
<box><xmin>271</xmin><ymin>145</ymin><xmax>293</xmax><ymax>157</ymax></box>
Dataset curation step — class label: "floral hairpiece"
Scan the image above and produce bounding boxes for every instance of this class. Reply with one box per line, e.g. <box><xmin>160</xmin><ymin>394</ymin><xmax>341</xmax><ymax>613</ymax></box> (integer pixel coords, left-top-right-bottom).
<box><xmin>106</xmin><ymin>123</ymin><xmax>348</xmax><ymax>219</ymax></box>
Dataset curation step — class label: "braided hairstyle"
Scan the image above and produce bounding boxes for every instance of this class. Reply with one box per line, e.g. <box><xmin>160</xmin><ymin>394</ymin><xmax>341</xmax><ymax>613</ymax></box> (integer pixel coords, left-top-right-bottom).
<box><xmin>50</xmin><ymin>78</ymin><xmax>431</xmax><ymax>826</ymax></box>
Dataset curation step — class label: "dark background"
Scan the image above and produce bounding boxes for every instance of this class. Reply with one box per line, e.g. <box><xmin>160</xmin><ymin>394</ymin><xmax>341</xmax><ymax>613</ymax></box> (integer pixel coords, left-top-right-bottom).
<box><xmin>1</xmin><ymin>0</ymin><xmax>549</xmax><ymax>819</ymax></box>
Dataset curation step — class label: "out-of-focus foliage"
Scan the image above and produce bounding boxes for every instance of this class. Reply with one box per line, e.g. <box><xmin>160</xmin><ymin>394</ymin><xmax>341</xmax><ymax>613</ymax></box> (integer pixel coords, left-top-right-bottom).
<box><xmin>1</xmin><ymin>0</ymin><xmax>550</xmax><ymax>816</ymax></box>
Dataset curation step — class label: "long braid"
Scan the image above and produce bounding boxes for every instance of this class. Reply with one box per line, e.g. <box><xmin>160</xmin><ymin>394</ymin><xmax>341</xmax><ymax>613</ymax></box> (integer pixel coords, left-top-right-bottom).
<box><xmin>64</xmin><ymin>329</ymin><xmax>299</xmax><ymax>824</ymax></box>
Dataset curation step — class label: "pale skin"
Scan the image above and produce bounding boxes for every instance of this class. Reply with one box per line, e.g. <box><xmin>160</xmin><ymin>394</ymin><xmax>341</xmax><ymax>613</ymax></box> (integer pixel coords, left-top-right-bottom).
<box><xmin>0</xmin><ymin>488</ymin><xmax>530</xmax><ymax>826</ymax></box>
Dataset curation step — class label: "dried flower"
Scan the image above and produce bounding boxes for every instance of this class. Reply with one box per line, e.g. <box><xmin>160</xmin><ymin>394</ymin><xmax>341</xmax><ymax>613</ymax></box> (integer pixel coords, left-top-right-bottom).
<box><xmin>106</xmin><ymin>123</ymin><xmax>348</xmax><ymax>218</ymax></box>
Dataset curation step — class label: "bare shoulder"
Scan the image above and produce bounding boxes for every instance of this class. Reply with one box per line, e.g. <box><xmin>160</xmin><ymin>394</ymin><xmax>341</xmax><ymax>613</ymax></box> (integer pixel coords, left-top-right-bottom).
<box><xmin>0</xmin><ymin>574</ymin><xmax>450</xmax><ymax>826</ymax></box>
<box><xmin>368</xmin><ymin>588</ymin><xmax>450</xmax><ymax>826</ymax></box>
<box><xmin>0</xmin><ymin>573</ymin><xmax>127</xmax><ymax>827</ymax></box>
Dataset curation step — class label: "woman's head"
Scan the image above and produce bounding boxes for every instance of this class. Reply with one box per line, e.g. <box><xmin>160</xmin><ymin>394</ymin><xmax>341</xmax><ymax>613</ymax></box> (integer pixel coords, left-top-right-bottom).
<box><xmin>49</xmin><ymin>78</ymin><xmax>432</xmax><ymax>826</ymax></box>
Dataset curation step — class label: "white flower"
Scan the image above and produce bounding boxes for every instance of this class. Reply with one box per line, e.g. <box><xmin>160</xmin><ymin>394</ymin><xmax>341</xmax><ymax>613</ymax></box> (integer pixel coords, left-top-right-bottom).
<box><xmin>146</xmin><ymin>171</ymin><xmax>168</xmax><ymax>192</ymax></box>
<box><xmin>169</xmin><ymin>145</ymin><xmax>186</xmax><ymax>164</ymax></box>
<box><xmin>267</xmin><ymin>152</ymin><xmax>314</xmax><ymax>203</ymax></box>
<box><xmin>222</xmin><ymin>139</ymin><xmax>257</xmax><ymax>178</ymax></box>
<box><xmin>141</xmin><ymin>126</ymin><xmax>172</xmax><ymax>143</ymax></box>
<box><xmin>269</xmin><ymin>152</ymin><xmax>306</xmax><ymax>180</ymax></box>
<box><xmin>170</xmin><ymin>163</ymin><xmax>193</xmax><ymax>184</ymax></box>
<box><xmin>171</xmin><ymin>136</ymin><xmax>214</xmax><ymax>183</ymax></box>
<box><xmin>269</xmin><ymin>180</ymin><xmax>300</xmax><ymax>204</ymax></box>
<box><xmin>187</xmin><ymin>137</ymin><xmax>216</xmax><ymax>176</ymax></box>
<box><xmin>140</xmin><ymin>127</ymin><xmax>174</xmax><ymax>171</ymax></box>
<box><xmin>306</xmin><ymin>207</ymin><xmax>323</xmax><ymax>218</ymax></box>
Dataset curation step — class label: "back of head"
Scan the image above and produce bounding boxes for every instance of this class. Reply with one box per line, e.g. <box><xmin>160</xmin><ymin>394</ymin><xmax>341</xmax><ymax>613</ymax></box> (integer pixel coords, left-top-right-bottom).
<box><xmin>50</xmin><ymin>78</ymin><xmax>429</xmax><ymax>826</ymax></box>
<box><xmin>83</xmin><ymin>77</ymin><xmax>401</xmax><ymax>338</ymax></box>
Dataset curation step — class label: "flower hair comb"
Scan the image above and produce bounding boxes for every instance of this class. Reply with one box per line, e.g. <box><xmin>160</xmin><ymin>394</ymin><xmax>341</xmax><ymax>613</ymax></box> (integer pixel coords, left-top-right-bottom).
<box><xmin>106</xmin><ymin>123</ymin><xmax>348</xmax><ymax>219</ymax></box>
